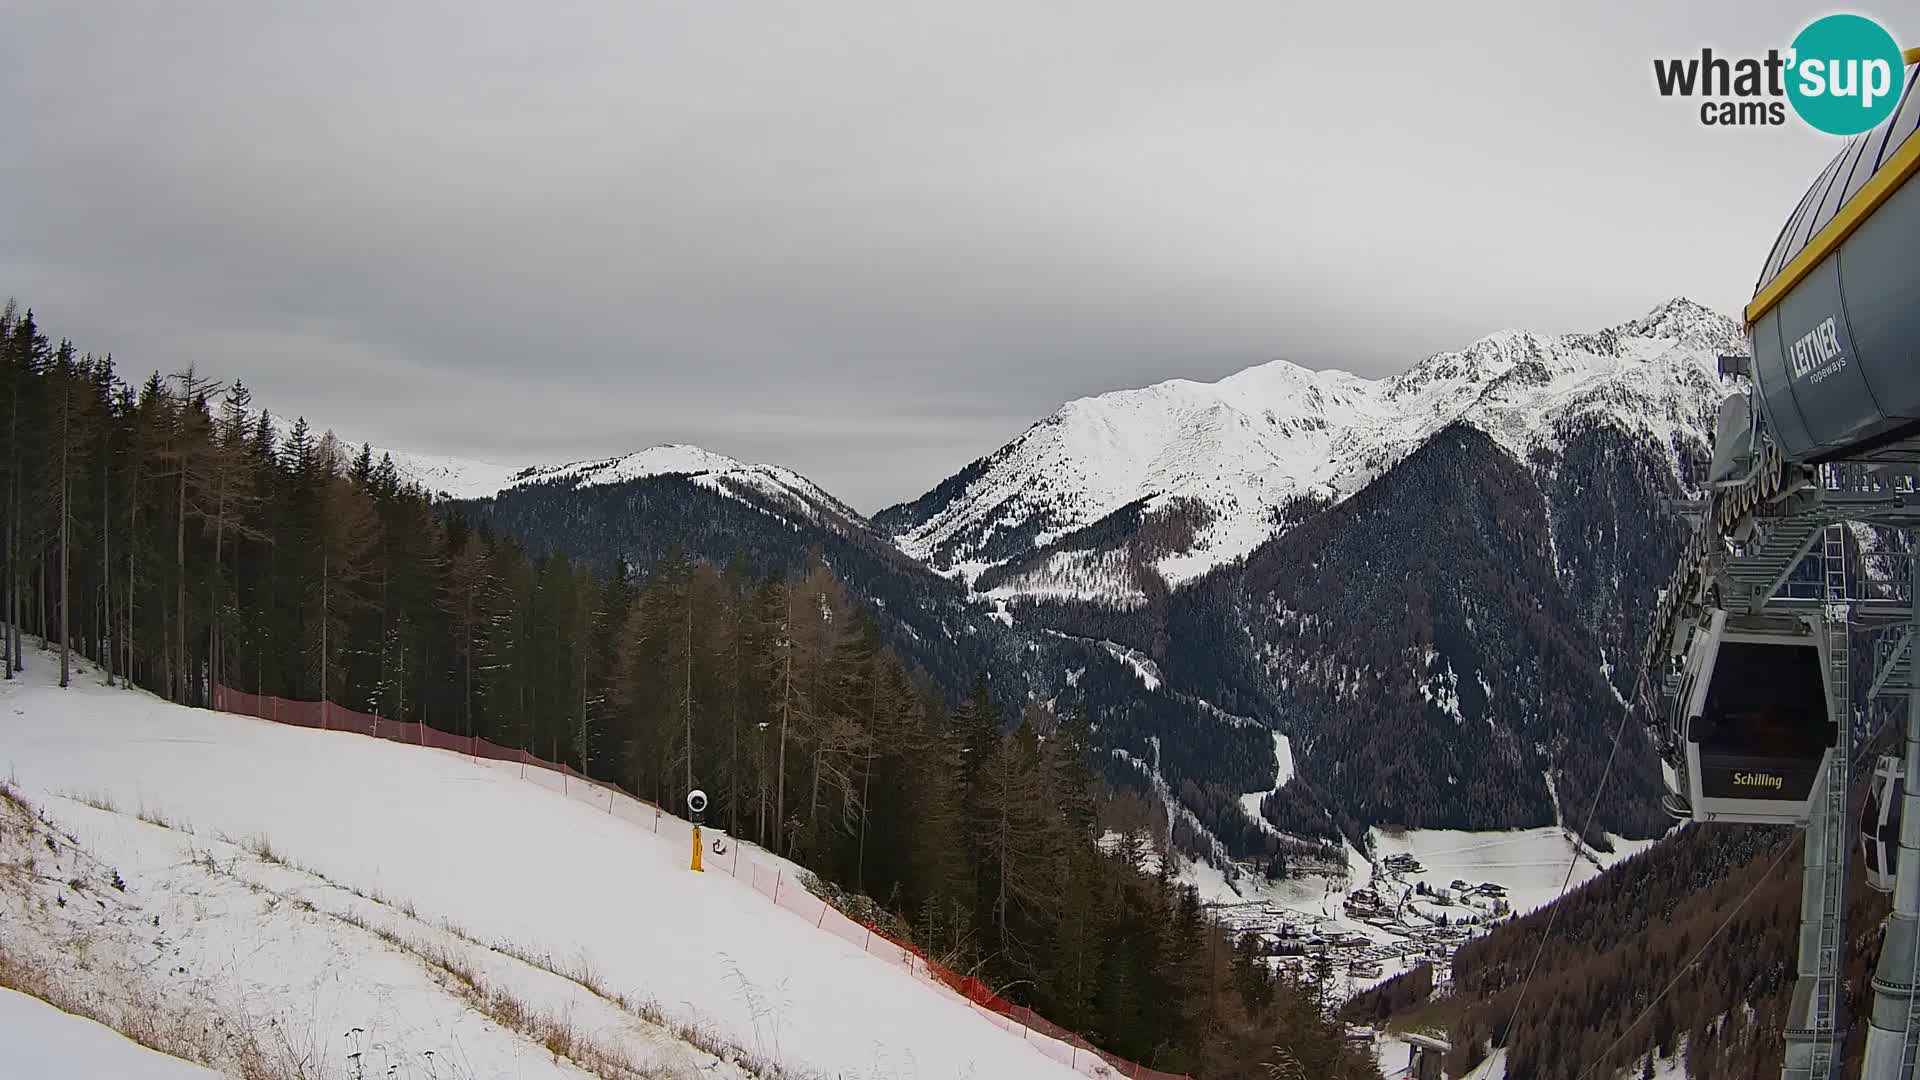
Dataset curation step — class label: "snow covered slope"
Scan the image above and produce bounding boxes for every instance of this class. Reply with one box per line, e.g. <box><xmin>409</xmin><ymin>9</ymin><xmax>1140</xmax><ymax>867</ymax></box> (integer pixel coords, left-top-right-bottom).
<box><xmin>879</xmin><ymin>298</ymin><xmax>1737</xmax><ymax>599</ymax></box>
<box><xmin>0</xmin><ymin>656</ymin><xmax>1085</xmax><ymax>1080</ymax></box>
<box><xmin>0</xmin><ymin>989</ymin><xmax>220</xmax><ymax>1080</ymax></box>
<box><xmin>262</xmin><ymin>413</ymin><xmax>860</xmax><ymax>529</ymax></box>
<box><xmin>500</xmin><ymin>445</ymin><xmax>868</xmax><ymax>528</ymax></box>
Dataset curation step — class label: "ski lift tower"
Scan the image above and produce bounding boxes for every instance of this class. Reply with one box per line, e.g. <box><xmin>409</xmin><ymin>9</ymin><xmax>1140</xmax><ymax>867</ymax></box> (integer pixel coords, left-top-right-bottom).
<box><xmin>1642</xmin><ymin>49</ymin><xmax>1920</xmax><ymax>1080</ymax></box>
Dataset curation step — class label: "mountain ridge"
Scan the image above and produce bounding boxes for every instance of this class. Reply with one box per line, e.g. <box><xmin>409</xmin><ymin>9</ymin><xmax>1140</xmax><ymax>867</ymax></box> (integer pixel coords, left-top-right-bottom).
<box><xmin>327</xmin><ymin>298</ymin><xmax>1729</xmax><ymax>850</ymax></box>
<box><xmin>876</xmin><ymin>296</ymin><xmax>1738</xmax><ymax>604</ymax></box>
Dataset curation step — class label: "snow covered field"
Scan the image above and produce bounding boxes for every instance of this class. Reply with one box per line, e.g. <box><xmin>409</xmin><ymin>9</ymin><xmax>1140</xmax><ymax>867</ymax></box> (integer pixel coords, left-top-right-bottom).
<box><xmin>0</xmin><ymin>652</ymin><xmax>1089</xmax><ymax>1080</ymax></box>
<box><xmin>1368</xmin><ymin>825</ymin><xmax>1661</xmax><ymax>918</ymax></box>
<box><xmin>0</xmin><ymin>988</ymin><xmax>220</xmax><ymax>1079</ymax></box>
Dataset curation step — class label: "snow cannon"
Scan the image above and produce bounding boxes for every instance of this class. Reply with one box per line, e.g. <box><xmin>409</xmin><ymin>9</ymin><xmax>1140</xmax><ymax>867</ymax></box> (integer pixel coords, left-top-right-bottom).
<box><xmin>687</xmin><ymin>788</ymin><xmax>708</xmax><ymax>872</ymax></box>
<box><xmin>1669</xmin><ymin>608</ymin><xmax>1838</xmax><ymax>825</ymax></box>
<box><xmin>1747</xmin><ymin>52</ymin><xmax>1920</xmax><ymax>465</ymax></box>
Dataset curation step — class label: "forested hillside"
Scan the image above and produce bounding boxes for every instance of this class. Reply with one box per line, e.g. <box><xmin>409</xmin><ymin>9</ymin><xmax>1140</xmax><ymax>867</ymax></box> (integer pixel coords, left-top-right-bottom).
<box><xmin>453</xmin><ymin>439</ymin><xmax>1299</xmax><ymax>877</ymax></box>
<box><xmin>0</xmin><ymin>301</ymin><xmax>1377</xmax><ymax>1080</ymax></box>
<box><xmin>1433</xmin><ymin>821</ymin><xmax>1887</xmax><ymax>1080</ymax></box>
<box><xmin>1013</xmin><ymin>419</ymin><xmax>1690</xmax><ymax>845</ymax></box>
<box><xmin>1345</xmin><ymin>747</ymin><xmax>1900</xmax><ymax>1080</ymax></box>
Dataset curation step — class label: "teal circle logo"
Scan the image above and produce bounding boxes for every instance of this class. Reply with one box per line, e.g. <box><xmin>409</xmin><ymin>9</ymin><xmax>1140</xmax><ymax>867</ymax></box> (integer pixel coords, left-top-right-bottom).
<box><xmin>1786</xmin><ymin>14</ymin><xmax>1907</xmax><ymax>135</ymax></box>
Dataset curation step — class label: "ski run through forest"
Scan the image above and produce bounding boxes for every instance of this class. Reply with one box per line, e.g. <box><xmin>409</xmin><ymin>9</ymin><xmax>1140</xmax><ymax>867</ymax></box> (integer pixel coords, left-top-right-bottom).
<box><xmin>0</xmin><ymin>303</ymin><xmax>1383</xmax><ymax>1077</ymax></box>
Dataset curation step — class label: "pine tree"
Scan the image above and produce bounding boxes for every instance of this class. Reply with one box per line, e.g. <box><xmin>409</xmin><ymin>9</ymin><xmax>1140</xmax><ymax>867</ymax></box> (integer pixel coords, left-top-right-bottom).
<box><xmin>443</xmin><ymin>530</ymin><xmax>493</xmax><ymax>737</ymax></box>
<box><xmin>309</xmin><ymin>436</ymin><xmax>381</xmax><ymax>717</ymax></box>
<box><xmin>5</xmin><ymin>311</ymin><xmax>52</xmax><ymax>676</ymax></box>
<box><xmin>47</xmin><ymin>340</ymin><xmax>98</xmax><ymax>687</ymax></box>
<box><xmin>0</xmin><ymin>299</ymin><xmax>1382</xmax><ymax>1080</ymax></box>
<box><xmin>204</xmin><ymin>381</ymin><xmax>267</xmax><ymax>697</ymax></box>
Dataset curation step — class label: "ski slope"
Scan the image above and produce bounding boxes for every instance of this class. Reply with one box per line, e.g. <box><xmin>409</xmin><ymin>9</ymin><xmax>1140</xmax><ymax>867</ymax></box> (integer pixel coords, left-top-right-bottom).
<box><xmin>1237</xmin><ymin>731</ymin><xmax>1295</xmax><ymax>835</ymax></box>
<box><xmin>0</xmin><ymin>654</ymin><xmax>1089</xmax><ymax>1080</ymax></box>
<box><xmin>0</xmin><ymin>989</ymin><xmax>220</xmax><ymax>1079</ymax></box>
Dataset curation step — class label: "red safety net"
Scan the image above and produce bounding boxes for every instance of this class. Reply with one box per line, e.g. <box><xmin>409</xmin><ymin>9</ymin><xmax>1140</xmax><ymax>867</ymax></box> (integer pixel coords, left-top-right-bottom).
<box><xmin>210</xmin><ymin>685</ymin><xmax>1191</xmax><ymax>1080</ymax></box>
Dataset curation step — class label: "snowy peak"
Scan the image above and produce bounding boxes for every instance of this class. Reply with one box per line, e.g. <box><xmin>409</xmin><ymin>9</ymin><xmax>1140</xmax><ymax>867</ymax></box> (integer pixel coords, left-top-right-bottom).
<box><xmin>498</xmin><ymin>444</ymin><xmax>869</xmax><ymax>532</ymax></box>
<box><xmin>1615</xmin><ymin>296</ymin><xmax>1744</xmax><ymax>352</ymax></box>
<box><xmin>507</xmin><ymin>444</ymin><xmax>756</xmax><ymax>489</ymax></box>
<box><xmin>1385</xmin><ymin>329</ymin><xmax>1555</xmax><ymax>399</ymax></box>
<box><xmin>882</xmin><ymin>299</ymin><xmax>1736</xmax><ymax>601</ymax></box>
<box><xmin>257</xmin><ymin>413</ymin><xmax>863</xmax><ymax>530</ymax></box>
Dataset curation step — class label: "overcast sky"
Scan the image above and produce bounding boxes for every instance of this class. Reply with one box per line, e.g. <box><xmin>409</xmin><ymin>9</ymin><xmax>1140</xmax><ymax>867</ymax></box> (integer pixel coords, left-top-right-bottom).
<box><xmin>0</xmin><ymin>2</ymin><xmax>1894</xmax><ymax>509</ymax></box>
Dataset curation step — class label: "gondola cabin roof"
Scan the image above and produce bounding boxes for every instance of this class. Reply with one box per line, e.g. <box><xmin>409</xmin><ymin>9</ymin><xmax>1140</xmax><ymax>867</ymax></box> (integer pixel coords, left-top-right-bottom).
<box><xmin>1746</xmin><ymin>49</ymin><xmax>1920</xmax><ymax>465</ymax></box>
<box><xmin>1750</xmin><ymin>50</ymin><xmax>1920</xmax><ymax>323</ymax></box>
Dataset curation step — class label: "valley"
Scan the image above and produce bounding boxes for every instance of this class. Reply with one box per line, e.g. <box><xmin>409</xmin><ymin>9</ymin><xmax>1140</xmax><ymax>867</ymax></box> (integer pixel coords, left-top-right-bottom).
<box><xmin>0</xmin><ymin>294</ymin><xmax>1758</xmax><ymax>1079</ymax></box>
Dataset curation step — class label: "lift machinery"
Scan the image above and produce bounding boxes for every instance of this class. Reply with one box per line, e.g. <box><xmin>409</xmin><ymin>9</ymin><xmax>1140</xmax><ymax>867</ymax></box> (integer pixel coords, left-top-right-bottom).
<box><xmin>1643</xmin><ymin>49</ymin><xmax>1920</xmax><ymax>1080</ymax></box>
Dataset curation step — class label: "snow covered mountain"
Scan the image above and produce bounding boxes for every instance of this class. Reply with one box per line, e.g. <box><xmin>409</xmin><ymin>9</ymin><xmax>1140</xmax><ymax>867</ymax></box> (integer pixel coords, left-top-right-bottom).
<box><xmin>266</xmin><ymin>424</ymin><xmax>868</xmax><ymax>536</ymax></box>
<box><xmin>393</xmin><ymin>443</ymin><xmax>861</xmax><ymax>522</ymax></box>
<box><xmin>270</xmin><ymin>297</ymin><xmax>1731</xmax><ymax>849</ymax></box>
<box><xmin>877</xmin><ymin>298</ymin><xmax>1740</xmax><ymax>604</ymax></box>
<box><xmin>488</xmin><ymin>444</ymin><xmax>869</xmax><ymax>534</ymax></box>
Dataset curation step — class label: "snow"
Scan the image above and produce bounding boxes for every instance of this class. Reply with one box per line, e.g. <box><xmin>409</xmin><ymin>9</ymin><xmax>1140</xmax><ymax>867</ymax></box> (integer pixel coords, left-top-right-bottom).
<box><xmin>0</xmin><ymin>988</ymin><xmax>221</xmax><ymax>1079</ymax></box>
<box><xmin>888</xmin><ymin>298</ymin><xmax>1735</xmax><ymax>600</ymax></box>
<box><xmin>1368</xmin><ymin>825</ymin><xmax>1659</xmax><ymax>918</ymax></box>
<box><xmin>522</xmin><ymin>443</ymin><xmax>753</xmax><ymax>486</ymax></box>
<box><xmin>4</xmin><ymin>790</ymin><xmax>673</xmax><ymax>1080</ymax></box>
<box><xmin>1372</xmin><ymin>1032</ymin><xmax>1410</xmax><ymax>1078</ymax></box>
<box><xmin>1237</xmin><ymin>731</ymin><xmax>1294</xmax><ymax>835</ymax></box>
<box><xmin>1100</xmin><ymin>640</ymin><xmax>1163</xmax><ymax>691</ymax></box>
<box><xmin>1648</xmin><ymin>1039</ymin><xmax>1690</xmax><ymax>1080</ymax></box>
<box><xmin>258</xmin><ymin>410</ymin><xmax>529</xmax><ymax>501</ymax></box>
<box><xmin>504</xmin><ymin>445</ymin><xmax>866</xmax><ymax>528</ymax></box>
<box><xmin>382</xmin><ymin>449</ymin><xmax>531</xmax><ymax>501</ymax></box>
<box><xmin>263</xmin><ymin>413</ymin><xmax>862</xmax><ymax>530</ymax></box>
<box><xmin>1461</xmin><ymin>1047</ymin><xmax>1508</xmax><ymax>1080</ymax></box>
<box><xmin>979</xmin><ymin>548</ymin><xmax>1150</xmax><ymax>608</ymax></box>
<box><xmin>0</xmin><ymin>654</ymin><xmax>1091</xmax><ymax>1080</ymax></box>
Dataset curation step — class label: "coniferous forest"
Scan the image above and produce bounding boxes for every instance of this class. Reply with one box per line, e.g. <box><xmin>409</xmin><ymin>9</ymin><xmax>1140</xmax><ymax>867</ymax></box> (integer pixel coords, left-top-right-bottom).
<box><xmin>0</xmin><ymin>302</ymin><xmax>1379</xmax><ymax>1079</ymax></box>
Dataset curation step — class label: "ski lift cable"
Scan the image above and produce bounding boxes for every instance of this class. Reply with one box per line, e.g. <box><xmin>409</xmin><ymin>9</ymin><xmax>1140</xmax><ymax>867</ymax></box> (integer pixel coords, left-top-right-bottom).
<box><xmin>1558</xmin><ymin>693</ymin><xmax>1904</xmax><ymax>1078</ymax></box>
<box><xmin>1503</xmin><ymin>644</ymin><xmax>1894</xmax><ymax>1065</ymax></box>
<box><xmin>1571</xmin><ymin>835</ymin><xmax>1799</xmax><ymax>1080</ymax></box>
<box><xmin>1499</xmin><ymin>662</ymin><xmax>1645</xmax><ymax>1055</ymax></box>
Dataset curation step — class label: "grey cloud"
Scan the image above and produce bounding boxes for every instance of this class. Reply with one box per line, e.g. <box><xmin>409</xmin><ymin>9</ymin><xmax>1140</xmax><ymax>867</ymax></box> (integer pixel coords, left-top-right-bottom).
<box><xmin>0</xmin><ymin>0</ymin><xmax>1889</xmax><ymax>509</ymax></box>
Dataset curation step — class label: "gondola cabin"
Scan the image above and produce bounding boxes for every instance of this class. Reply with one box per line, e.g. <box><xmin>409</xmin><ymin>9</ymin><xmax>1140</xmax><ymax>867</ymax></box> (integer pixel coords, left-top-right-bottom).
<box><xmin>1680</xmin><ymin>609</ymin><xmax>1838</xmax><ymax>824</ymax></box>
<box><xmin>1861</xmin><ymin>755</ymin><xmax>1905</xmax><ymax>893</ymax></box>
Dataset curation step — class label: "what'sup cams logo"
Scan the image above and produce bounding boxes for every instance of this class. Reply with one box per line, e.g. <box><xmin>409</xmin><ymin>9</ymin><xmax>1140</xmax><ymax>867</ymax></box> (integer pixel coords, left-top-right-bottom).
<box><xmin>1655</xmin><ymin>13</ymin><xmax>1907</xmax><ymax>134</ymax></box>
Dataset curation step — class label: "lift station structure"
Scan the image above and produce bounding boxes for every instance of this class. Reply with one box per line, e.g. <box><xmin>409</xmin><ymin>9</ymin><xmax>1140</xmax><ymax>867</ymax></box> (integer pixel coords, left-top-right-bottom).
<box><xmin>1644</xmin><ymin>48</ymin><xmax>1920</xmax><ymax>1080</ymax></box>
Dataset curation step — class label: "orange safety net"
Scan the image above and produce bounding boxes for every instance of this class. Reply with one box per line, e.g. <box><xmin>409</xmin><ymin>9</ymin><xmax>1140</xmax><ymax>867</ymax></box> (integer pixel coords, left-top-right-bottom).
<box><xmin>210</xmin><ymin>686</ymin><xmax>1192</xmax><ymax>1080</ymax></box>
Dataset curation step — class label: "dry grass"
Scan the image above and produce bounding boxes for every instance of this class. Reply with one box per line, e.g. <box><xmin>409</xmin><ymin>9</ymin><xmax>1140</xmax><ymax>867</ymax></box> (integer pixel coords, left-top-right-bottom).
<box><xmin>406</xmin><ymin>934</ymin><xmax>661</xmax><ymax>1079</ymax></box>
<box><xmin>0</xmin><ymin>777</ymin><xmax>34</xmax><ymax>818</ymax></box>
<box><xmin>1</xmin><ymin>785</ymin><xmax>814</xmax><ymax>1080</ymax></box>
<box><xmin>135</xmin><ymin>802</ymin><xmax>189</xmax><ymax>833</ymax></box>
<box><xmin>0</xmin><ymin>892</ymin><xmax>301</xmax><ymax>1078</ymax></box>
<box><xmin>330</xmin><ymin>906</ymin><xmax>410</xmax><ymax>952</ymax></box>
<box><xmin>0</xmin><ymin>796</ymin><xmax>317</xmax><ymax>1078</ymax></box>
<box><xmin>247</xmin><ymin>833</ymin><xmax>284</xmax><ymax>866</ymax></box>
<box><xmin>64</xmin><ymin>789</ymin><xmax>118</xmax><ymax>815</ymax></box>
<box><xmin>399</xmin><ymin>914</ymin><xmax>815</xmax><ymax>1079</ymax></box>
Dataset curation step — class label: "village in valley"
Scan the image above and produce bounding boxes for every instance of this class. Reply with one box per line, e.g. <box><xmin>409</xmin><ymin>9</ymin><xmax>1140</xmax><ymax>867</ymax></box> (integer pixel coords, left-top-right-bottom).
<box><xmin>1204</xmin><ymin>847</ymin><xmax>1513</xmax><ymax>991</ymax></box>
